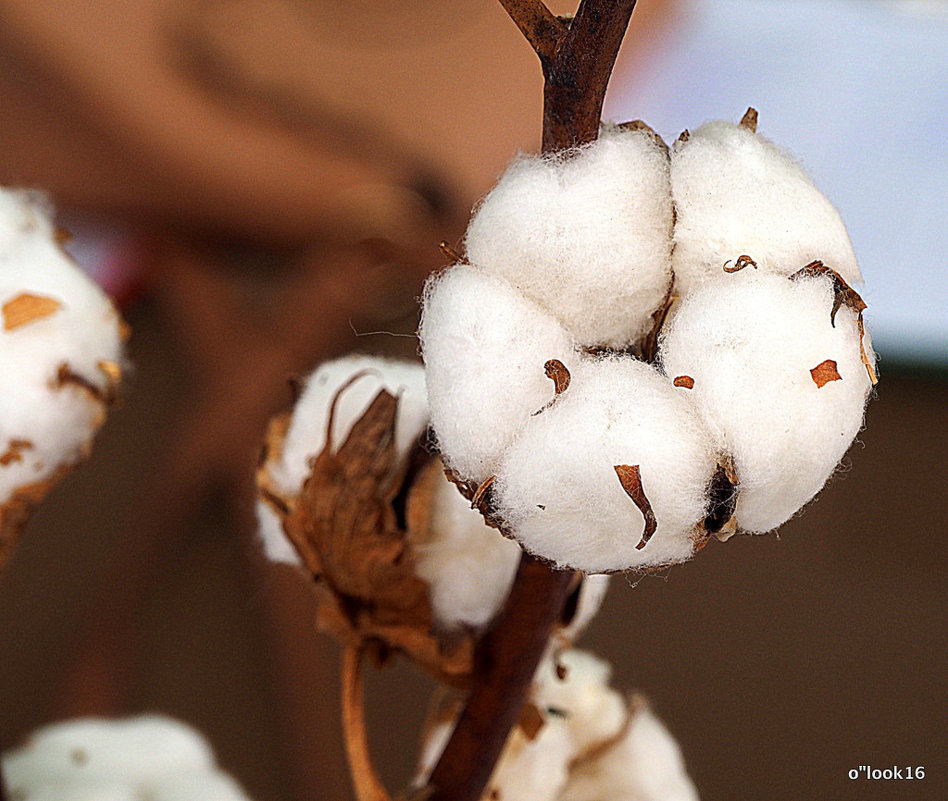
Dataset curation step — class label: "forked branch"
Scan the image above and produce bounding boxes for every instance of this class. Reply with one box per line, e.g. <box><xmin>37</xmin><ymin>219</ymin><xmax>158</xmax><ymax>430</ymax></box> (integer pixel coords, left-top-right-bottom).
<box><xmin>497</xmin><ymin>0</ymin><xmax>568</xmax><ymax>63</ymax></box>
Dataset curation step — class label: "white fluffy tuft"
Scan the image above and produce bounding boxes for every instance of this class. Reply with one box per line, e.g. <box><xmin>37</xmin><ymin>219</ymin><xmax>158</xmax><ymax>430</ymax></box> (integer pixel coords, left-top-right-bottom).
<box><xmin>413</xmin><ymin>474</ymin><xmax>521</xmax><ymax>631</ymax></box>
<box><xmin>464</xmin><ymin>126</ymin><xmax>673</xmax><ymax>348</ymax></box>
<box><xmin>493</xmin><ymin>357</ymin><xmax>718</xmax><ymax>572</ymax></box>
<box><xmin>419</xmin><ymin>265</ymin><xmax>577</xmax><ymax>484</ymax></box>
<box><xmin>670</xmin><ymin>119</ymin><xmax>860</xmax><ymax>295</ymax></box>
<box><xmin>0</xmin><ymin>189</ymin><xmax>125</xmax><ymax>504</ymax></box>
<box><xmin>658</xmin><ymin>270</ymin><xmax>875</xmax><ymax>532</ymax></box>
<box><xmin>1</xmin><ymin>715</ymin><xmax>255</xmax><ymax>801</ymax></box>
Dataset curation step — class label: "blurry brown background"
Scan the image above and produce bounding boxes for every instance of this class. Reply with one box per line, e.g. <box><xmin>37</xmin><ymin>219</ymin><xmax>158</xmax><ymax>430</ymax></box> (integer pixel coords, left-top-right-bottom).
<box><xmin>0</xmin><ymin>1</ymin><xmax>944</xmax><ymax>800</ymax></box>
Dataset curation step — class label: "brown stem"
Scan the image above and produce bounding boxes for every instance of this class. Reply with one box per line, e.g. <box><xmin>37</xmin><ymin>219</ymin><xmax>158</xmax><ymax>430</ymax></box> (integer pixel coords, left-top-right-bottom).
<box><xmin>341</xmin><ymin>644</ymin><xmax>392</xmax><ymax>801</ymax></box>
<box><xmin>542</xmin><ymin>0</ymin><xmax>638</xmax><ymax>151</ymax></box>
<box><xmin>426</xmin><ymin>555</ymin><xmax>576</xmax><ymax>801</ymax></box>
<box><xmin>424</xmin><ymin>2</ymin><xmax>637</xmax><ymax>799</ymax></box>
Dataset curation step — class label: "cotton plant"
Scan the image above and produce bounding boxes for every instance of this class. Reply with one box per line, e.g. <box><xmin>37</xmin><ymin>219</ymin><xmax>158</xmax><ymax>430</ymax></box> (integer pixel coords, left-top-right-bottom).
<box><xmin>419</xmin><ymin>108</ymin><xmax>876</xmax><ymax>574</ymax></box>
<box><xmin>0</xmin><ymin>187</ymin><xmax>126</xmax><ymax>571</ymax></box>
<box><xmin>1</xmin><ymin>715</ymin><xmax>254</xmax><ymax>801</ymax></box>
<box><xmin>413</xmin><ymin>649</ymin><xmax>699</xmax><ymax>801</ymax></box>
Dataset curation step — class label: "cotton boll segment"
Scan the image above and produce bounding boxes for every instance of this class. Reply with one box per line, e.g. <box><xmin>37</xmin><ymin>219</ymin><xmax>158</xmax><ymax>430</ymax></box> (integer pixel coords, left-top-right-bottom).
<box><xmin>559</xmin><ymin>704</ymin><xmax>700</xmax><ymax>801</ymax></box>
<box><xmin>412</xmin><ymin>468</ymin><xmax>521</xmax><ymax>631</ymax></box>
<box><xmin>266</xmin><ymin>355</ymin><xmax>427</xmax><ymax>498</ymax></box>
<box><xmin>464</xmin><ymin>126</ymin><xmax>673</xmax><ymax>348</ymax></box>
<box><xmin>255</xmin><ymin>498</ymin><xmax>302</xmax><ymax>567</ymax></box>
<box><xmin>492</xmin><ymin>357</ymin><xmax>718</xmax><ymax>572</ymax></box>
<box><xmin>0</xmin><ymin>189</ymin><xmax>125</xmax><ymax>567</ymax></box>
<box><xmin>658</xmin><ymin>270</ymin><xmax>875</xmax><ymax>533</ymax></box>
<box><xmin>419</xmin><ymin>265</ymin><xmax>577</xmax><ymax>484</ymax></box>
<box><xmin>670</xmin><ymin>117</ymin><xmax>860</xmax><ymax>295</ymax></box>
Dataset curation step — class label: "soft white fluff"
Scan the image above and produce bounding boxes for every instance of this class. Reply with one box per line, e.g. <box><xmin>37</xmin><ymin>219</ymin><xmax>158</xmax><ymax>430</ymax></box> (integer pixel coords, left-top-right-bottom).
<box><xmin>257</xmin><ymin>355</ymin><xmax>428</xmax><ymax>566</ymax></box>
<box><xmin>0</xmin><ymin>189</ymin><xmax>124</xmax><ymax>504</ymax></box>
<box><xmin>465</xmin><ymin>126</ymin><xmax>673</xmax><ymax>348</ymax></box>
<box><xmin>1</xmin><ymin>715</ymin><xmax>254</xmax><ymax>801</ymax></box>
<box><xmin>419</xmin><ymin>265</ymin><xmax>577</xmax><ymax>484</ymax></box>
<box><xmin>493</xmin><ymin>357</ymin><xmax>718</xmax><ymax>572</ymax></box>
<box><xmin>659</xmin><ymin>270</ymin><xmax>875</xmax><ymax>532</ymax></box>
<box><xmin>413</xmin><ymin>474</ymin><xmax>521</xmax><ymax>631</ymax></box>
<box><xmin>559</xmin><ymin>705</ymin><xmax>699</xmax><ymax>801</ymax></box>
<box><xmin>670</xmin><ymin>119</ymin><xmax>861</xmax><ymax>295</ymax></box>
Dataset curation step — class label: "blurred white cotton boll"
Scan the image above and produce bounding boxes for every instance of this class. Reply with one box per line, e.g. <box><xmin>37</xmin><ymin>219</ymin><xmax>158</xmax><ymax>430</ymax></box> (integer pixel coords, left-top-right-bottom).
<box><xmin>413</xmin><ymin>472</ymin><xmax>521</xmax><ymax>631</ymax></box>
<box><xmin>266</xmin><ymin>355</ymin><xmax>427</xmax><ymax>497</ymax></box>
<box><xmin>464</xmin><ymin>126</ymin><xmax>673</xmax><ymax>348</ymax></box>
<box><xmin>559</xmin><ymin>704</ymin><xmax>700</xmax><ymax>801</ymax></box>
<box><xmin>658</xmin><ymin>270</ymin><xmax>875</xmax><ymax>533</ymax></box>
<box><xmin>493</xmin><ymin>357</ymin><xmax>717</xmax><ymax>572</ymax></box>
<box><xmin>255</xmin><ymin>498</ymin><xmax>302</xmax><ymax>566</ymax></box>
<box><xmin>670</xmin><ymin>119</ymin><xmax>860</xmax><ymax>295</ymax></box>
<box><xmin>419</xmin><ymin>265</ymin><xmax>577</xmax><ymax>484</ymax></box>
<box><xmin>0</xmin><ymin>188</ymin><xmax>124</xmax><ymax>505</ymax></box>
<box><xmin>149</xmin><ymin>772</ymin><xmax>257</xmax><ymax>801</ymax></box>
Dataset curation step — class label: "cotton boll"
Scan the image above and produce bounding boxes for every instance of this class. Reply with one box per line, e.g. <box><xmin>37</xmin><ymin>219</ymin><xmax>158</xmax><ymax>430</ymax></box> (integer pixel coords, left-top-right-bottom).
<box><xmin>465</xmin><ymin>126</ymin><xmax>673</xmax><ymax>348</ymax></box>
<box><xmin>671</xmin><ymin>119</ymin><xmax>860</xmax><ymax>295</ymax></box>
<box><xmin>1</xmin><ymin>716</ymin><xmax>255</xmax><ymax>801</ymax></box>
<box><xmin>658</xmin><ymin>270</ymin><xmax>874</xmax><ymax>532</ymax></box>
<box><xmin>413</xmin><ymin>471</ymin><xmax>521</xmax><ymax>630</ymax></box>
<box><xmin>256</xmin><ymin>355</ymin><xmax>427</xmax><ymax>563</ymax></box>
<box><xmin>419</xmin><ymin>265</ymin><xmax>577</xmax><ymax>484</ymax></box>
<box><xmin>559</xmin><ymin>705</ymin><xmax>700</xmax><ymax>801</ymax></box>
<box><xmin>0</xmin><ymin>189</ymin><xmax>125</xmax><ymax>507</ymax></box>
<box><xmin>266</xmin><ymin>355</ymin><xmax>427</xmax><ymax>497</ymax></box>
<box><xmin>493</xmin><ymin>357</ymin><xmax>718</xmax><ymax>572</ymax></box>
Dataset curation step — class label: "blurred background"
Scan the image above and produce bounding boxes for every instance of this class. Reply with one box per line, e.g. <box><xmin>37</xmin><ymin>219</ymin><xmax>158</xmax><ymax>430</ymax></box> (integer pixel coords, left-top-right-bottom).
<box><xmin>0</xmin><ymin>0</ymin><xmax>944</xmax><ymax>799</ymax></box>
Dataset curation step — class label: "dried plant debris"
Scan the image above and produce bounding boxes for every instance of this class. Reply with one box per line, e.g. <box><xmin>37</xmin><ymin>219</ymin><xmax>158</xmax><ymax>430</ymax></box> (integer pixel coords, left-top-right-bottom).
<box><xmin>613</xmin><ymin>465</ymin><xmax>657</xmax><ymax>551</ymax></box>
<box><xmin>0</xmin><ymin>188</ymin><xmax>126</xmax><ymax>570</ymax></box>
<box><xmin>672</xmin><ymin>375</ymin><xmax>694</xmax><ymax>389</ymax></box>
<box><xmin>810</xmin><ymin>359</ymin><xmax>842</xmax><ymax>388</ymax></box>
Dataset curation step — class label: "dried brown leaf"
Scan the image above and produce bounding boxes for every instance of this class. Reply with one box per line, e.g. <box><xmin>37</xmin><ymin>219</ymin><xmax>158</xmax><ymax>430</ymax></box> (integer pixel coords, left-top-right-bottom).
<box><xmin>740</xmin><ymin>106</ymin><xmax>759</xmax><ymax>132</ymax></box>
<box><xmin>2</xmin><ymin>293</ymin><xmax>61</xmax><ymax>330</ymax></box>
<box><xmin>723</xmin><ymin>254</ymin><xmax>758</xmax><ymax>273</ymax></box>
<box><xmin>857</xmin><ymin>317</ymin><xmax>879</xmax><ymax>386</ymax></box>
<box><xmin>517</xmin><ymin>703</ymin><xmax>545</xmax><ymax>742</ymax></box>
<box><xmin>544</xmin><ymin>359</ymin><xmax>571</xmax><ymax>395</ymax></box>
<box><xmin>810</xmin><ymin>359</ymin><xmax>842</xmax><ymax>388</ymax></box>
<box><xmin>613</xmin><ymin>464</ymin><xmax>657</xmax><ymax>550</ymax></box>
<box><xmin>791</xmin><ymin>260</ymin><xmax>867</xmax><ymax>325</ymax></box>
<box><xmin>673</xmin><ymin>375</ymin><xmax>694</xmax><ymax>389</ymax></box>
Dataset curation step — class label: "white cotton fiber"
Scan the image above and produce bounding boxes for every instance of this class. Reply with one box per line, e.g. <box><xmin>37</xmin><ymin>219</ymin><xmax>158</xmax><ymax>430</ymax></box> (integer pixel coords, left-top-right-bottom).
<box><xmin>2</xmin><ymin>716</ymin><xmax>255</xmax><ymax>800</ymax></box>
<box><xmin>464</xmin><ymin>126</ymin><xmax>673</xmax><ymax>348</ymax></box>
<box><xmin>492</xmin><ymin>357</ymin><xmax>718</xmax><ymax>572</ymax></box>
<box><xmin>658</xmin><ymin>270</ymin><xmax>875</xmax><ymax>533</ymax></box>
<box><xmin>419</xmin><ymin>265</ymin><xmax>577</xmax><ymax>484</ymax></box>
<box><xmin>558</xmin><ymin>704</ymin><xmax>699</xmax><ymax>801</ymax></box>
<box><xmin>413</xmin><ymin>472</ymin><xmax>521</xmax><ymax>631</ymax></box>
<box><xmin>0</xmin><ymin>189</ymin><xmax>125</xmax><ymax>504</ymax></box>
<box><xmin>255</xmin><ymin>498</ymin><xmax>302</xmax><ymax>567</ymax></box>
<box><xmin>670</xmin><ymin>119</ymin><xmax>860</xmax><ymax>295</ymax></box>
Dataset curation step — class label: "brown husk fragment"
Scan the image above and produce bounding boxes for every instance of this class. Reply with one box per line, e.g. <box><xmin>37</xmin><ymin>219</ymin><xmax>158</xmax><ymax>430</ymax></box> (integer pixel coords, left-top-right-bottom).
<box><xmin>0</xmin><ymin>439</ymin><xmax>33</xmax><ymax>466</ymax></box>
<box><xmin>2</xmin><ymin>293</ymin><xmax>61</xmax><ymax>330</ymax></box>
<box><xmin>739</xmin><ymin>106</ymin><xmax>758</xmax><ymax>132</ymax></box>
<box><xmin>697</xmin><ymin>456</ymin><xmax>740</xmax><ymax>546</ymax></box>
<box><xmin>672</xmin><ymin>375</ymin><xmax>694</xmax><ymax>389</ymax></box>
<box><xmin>613</xmin><ymin>464</ymin><xmax>657</xmax><ymax>550</ymax></box>
<box><xmin>259</xmin><ymin>389</ymin><xmax>474</xmax><ymax>685</ymax></box>
<box><xmin>638</xmin><ymin>284</ymin><xmax>676</xmax><ymax>363</ymax></box>
<box><xmin>810</xmin><ymin>359</ymin><xmax>842</xmax><ymax>388</ymax></box>
<box><xmin>616</xmin><ymin>119</ymin><xmax>670</xmax><ymax>156</ymax></box>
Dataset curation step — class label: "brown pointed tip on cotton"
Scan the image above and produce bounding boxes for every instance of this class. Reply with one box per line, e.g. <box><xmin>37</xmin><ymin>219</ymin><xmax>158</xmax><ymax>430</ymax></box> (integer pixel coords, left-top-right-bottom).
<box><xmin>810</xmin><ymin>359</ymin><xmax>842</xmax><ymax>388</ymax></box>
<box><xmin>739</xmin><ymin>106</ymin><xmax>759</xmax><ymax>132</ymax></box>
<box><xmin>613</xmin><ymin>465</ymin><xmax>657</xmax><ymax>550</ymax></box>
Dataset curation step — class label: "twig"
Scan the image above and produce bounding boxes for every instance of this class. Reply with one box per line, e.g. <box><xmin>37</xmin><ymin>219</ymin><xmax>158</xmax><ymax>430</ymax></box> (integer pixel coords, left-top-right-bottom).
<box><xmin>341</xmin><ymin>644</ymin><xmax>392</xmax><ymax>801</ymax></box>
<box><xmin>426</xmin><ymin>556</ymin><xmax>576</xmax><ymax>801</ymax></box>
<box><xmin>424</xmin><ymin>2</ymin><xmax>637</xmax><ymax>799</ymax></box>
